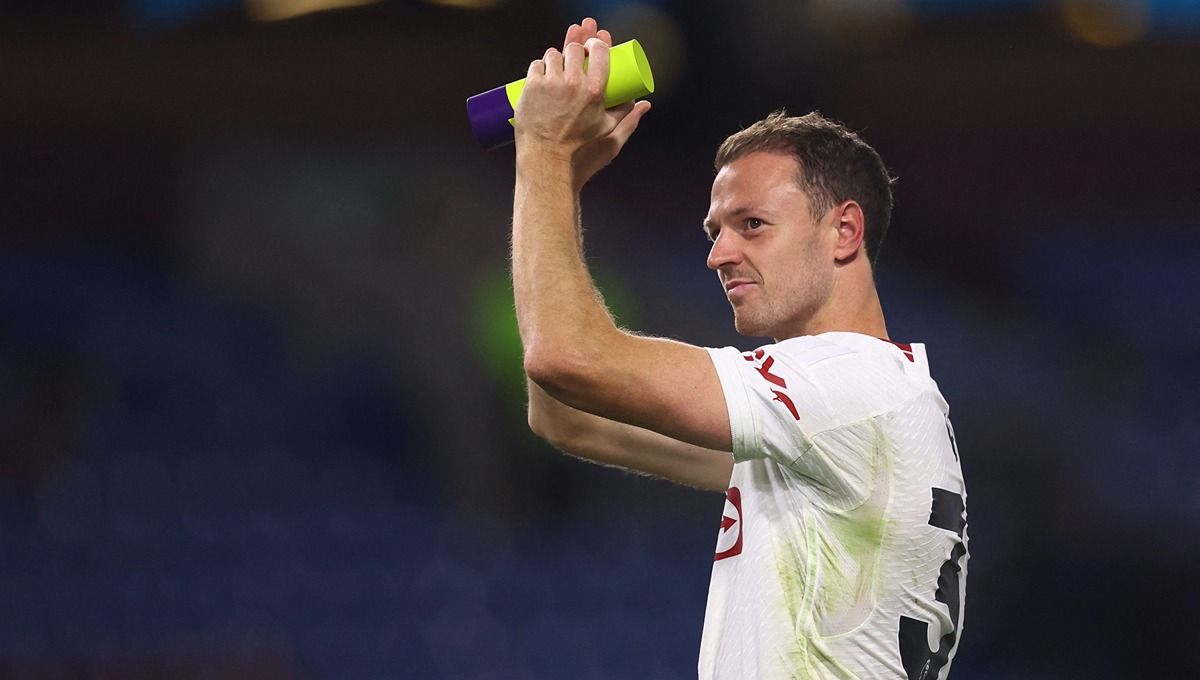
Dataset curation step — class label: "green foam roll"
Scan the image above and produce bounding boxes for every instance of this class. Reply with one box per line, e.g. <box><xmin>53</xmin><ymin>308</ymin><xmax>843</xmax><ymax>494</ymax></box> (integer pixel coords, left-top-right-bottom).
<box><xmin>506</xmin><ymin>39</ymin><xmax>655</xmax><ymax>113</ymax></box>
<box><xmin>467</xmin><ymin>39</ymin><xmax>654</xmax><ymax>150</ymax></box>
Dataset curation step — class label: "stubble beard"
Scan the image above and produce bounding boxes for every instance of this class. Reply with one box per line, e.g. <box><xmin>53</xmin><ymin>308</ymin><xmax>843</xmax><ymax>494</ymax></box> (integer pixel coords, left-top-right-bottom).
<box><xmin>727</xmin><ymin>230</ymin><xmax>833</xmax><ymax>339</ymax></box>
<box><xmin>731</xmin><ymin>270</ymin><xmax>832</xmax><ymax>340</ymax></box>
<box><xmin>730</xmin><ymin>288</ymin><xmax>789</xmax><ymax>339</ymax></box>
<box><xmin>731</xmin><ymin>301</ymin><xmax>770</xmax><ymax>338</ymax></box>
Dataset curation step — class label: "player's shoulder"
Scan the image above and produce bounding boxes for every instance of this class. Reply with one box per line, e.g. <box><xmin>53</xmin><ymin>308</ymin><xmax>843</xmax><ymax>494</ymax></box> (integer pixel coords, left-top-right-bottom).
<box><xmin>769</xmin><ymin>332</ymin><xmax>915</xmax><ymax>371</ymax></box>
<box><xmin>709</xmin><ymin>332</ymin><xmax>934</xmax><ymax>402</ymax></box>
<box><xmin>773</xmin><ymin>333</ymin><xmax>932</xmax><ymax>421</ymax></box>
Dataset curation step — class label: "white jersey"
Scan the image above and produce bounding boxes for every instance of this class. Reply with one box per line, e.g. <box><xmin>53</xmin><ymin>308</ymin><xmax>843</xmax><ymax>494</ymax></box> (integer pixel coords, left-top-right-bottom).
<box><xmin>700</xmin><ymin>332</ymin><xmax>968</xmax><ymax>680</ymax></box>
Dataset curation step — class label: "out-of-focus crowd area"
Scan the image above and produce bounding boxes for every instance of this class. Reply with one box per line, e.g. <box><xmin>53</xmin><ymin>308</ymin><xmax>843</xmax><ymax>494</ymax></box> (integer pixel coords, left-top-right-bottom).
<box><xmin>1</xmin><ymin>0</ymin><xmax>1197</xmax><ymax>677</ymax></box>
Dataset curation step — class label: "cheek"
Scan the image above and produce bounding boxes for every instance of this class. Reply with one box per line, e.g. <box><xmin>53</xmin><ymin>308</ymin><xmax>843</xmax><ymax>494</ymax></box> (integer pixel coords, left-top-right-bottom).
<box><xmin>784</xmin><ymin>249</ymin><xmax>829</xmax><ymax>295</ymax></box>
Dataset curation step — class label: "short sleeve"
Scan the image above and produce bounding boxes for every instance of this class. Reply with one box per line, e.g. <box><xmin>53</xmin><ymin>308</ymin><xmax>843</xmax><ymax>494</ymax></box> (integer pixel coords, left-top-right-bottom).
<box><xmin>705</xmin><ymin>345</ymin><xmax>824</xmax><ymax>469</ymax></box>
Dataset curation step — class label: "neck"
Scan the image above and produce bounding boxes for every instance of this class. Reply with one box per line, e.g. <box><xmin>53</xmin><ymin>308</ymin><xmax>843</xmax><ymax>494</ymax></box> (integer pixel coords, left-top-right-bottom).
<box><xmin>775</xmin><ymin>265</ymin><xmax>889</xmax><ymax>342</ymax></box>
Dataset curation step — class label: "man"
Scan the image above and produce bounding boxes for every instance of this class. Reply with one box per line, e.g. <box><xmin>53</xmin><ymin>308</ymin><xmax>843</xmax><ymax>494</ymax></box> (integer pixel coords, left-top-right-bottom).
<box><xmin>512</xmin><ymin>18</ymin><xmax>968</xmax><ymax>679</ymax></box>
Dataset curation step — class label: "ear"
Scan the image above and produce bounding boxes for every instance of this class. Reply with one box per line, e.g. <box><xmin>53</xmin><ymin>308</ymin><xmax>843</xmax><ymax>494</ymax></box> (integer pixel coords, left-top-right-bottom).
<box><xmin>832</xmin><ymin>201</ymin><xmax>866</xmax><ymax>264</ymax></box>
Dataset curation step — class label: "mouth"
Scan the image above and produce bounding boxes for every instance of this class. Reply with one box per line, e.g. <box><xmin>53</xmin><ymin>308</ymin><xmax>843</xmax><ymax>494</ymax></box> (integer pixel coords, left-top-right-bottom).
<box><xmin>724</xmin><ymin>279</ymin><xmax>757</xmax><ymax>300</ymax></box>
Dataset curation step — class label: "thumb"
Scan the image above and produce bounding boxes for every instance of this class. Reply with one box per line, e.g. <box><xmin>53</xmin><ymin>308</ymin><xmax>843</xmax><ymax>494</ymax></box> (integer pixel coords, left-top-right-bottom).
<box><xmin>608</xmin><ymin>100</ymin><xmax>652</xmax><ymax>150</ymax></box>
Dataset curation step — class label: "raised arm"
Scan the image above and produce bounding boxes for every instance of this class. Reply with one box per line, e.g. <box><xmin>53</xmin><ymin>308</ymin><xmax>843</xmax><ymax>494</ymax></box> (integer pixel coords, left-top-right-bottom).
<box><xmin>512</xmin><ymin>21</ymin><xmax>732</xmax><ymax>453</ymax></box>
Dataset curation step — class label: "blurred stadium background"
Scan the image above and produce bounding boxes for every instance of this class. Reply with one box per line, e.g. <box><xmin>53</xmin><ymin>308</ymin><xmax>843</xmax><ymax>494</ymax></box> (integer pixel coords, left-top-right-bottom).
<box><xmin>1</xmin><ymin>0</ymin><xmax>1198</xmax><ymax>677</ymax></box>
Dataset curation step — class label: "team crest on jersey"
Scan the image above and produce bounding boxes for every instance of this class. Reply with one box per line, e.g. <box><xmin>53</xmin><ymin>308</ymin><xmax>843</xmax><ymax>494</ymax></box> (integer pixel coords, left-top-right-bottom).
<box><xmin>714</xmin><ymin>486</ymin><xmax>743</xmax><ymax>561</ymax></box>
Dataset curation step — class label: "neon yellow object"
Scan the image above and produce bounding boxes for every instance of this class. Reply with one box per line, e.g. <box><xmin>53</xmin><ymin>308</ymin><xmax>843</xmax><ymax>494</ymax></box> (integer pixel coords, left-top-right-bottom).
<box><xmin>504</xmin><ymin>40</ymin><xmax>655</xmax><ymax>124</ymax></box>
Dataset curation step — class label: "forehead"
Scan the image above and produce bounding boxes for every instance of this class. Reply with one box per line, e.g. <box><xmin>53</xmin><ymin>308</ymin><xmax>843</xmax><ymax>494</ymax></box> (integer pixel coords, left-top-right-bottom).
<box><xmin>709</xmin><ymin>151</ymin><xmax>807</xmax><ymax>213</ymax></box>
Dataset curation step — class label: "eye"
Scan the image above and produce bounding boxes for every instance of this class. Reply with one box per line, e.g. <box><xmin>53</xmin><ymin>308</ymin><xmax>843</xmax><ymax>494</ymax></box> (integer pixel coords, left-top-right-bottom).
<box><xmin>745</xmin><ymin>218</ymin><xmax>764</xmax><ymax>230</ymax></box>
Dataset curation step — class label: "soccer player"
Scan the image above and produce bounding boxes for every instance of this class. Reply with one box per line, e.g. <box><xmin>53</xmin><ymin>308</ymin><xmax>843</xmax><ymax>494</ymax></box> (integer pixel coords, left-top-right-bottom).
<box><xmin>512</xmin><ymin>18</ymin><xmax>969</xmax><ymax>679</ymax></box>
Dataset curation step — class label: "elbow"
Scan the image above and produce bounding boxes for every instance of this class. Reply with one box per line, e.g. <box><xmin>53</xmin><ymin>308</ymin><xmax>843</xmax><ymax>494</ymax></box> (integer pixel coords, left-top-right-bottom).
<box><xmin>523</xmin><ymin>347</ymin><xmax>591</xmax><ymax>449</ymax></box>
<box><xmin>522</xmin><ymin>323</ymin><xmax>620</xmax><ymax>396</ymax></box>
<box><xmin>522</xmin><ymin>350</ymin><xmax>554</xmax><ymax>390</ymax></box>
<box><xmin>523</xmin><ymin>344</ymin><xmax>587</xmax><ymax>396</ymax></box>
<box><xmin>523</xmin><ymin>325</ymin><xmax>624</xmax><ymax>417</ymax></box>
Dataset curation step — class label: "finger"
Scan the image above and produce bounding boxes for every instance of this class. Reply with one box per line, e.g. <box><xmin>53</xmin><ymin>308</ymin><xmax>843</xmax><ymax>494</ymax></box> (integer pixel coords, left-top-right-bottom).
<box><xmin>543</xmin><ymin>47</ymin><xmax>564</xmax><ymax>74</ymax></box>
<box><xmin>563</xmin><ymin>23</ymin><xmax>581</xmax><ymax>51</ymax></box>
<box><xmin>569</xmin><ymin>17</ymin><xmax>595</xmax><ymax>46</ymax></box>
<box><xmin>597</xmin><ymin>29</ymin><xmax>612</xmax><ymax>46</ymax></box>
<box><xmin>583</xmin><ymin>38</ymin><xmax>609</xmax><ymax>88</ymax></box>
<box><xmin>527</xmin><ymin>58</ymin><xmax>545</xmax><ymax>79</ymax></box>
<box><xmin>581</xmin><ymin>17</ymin><xmax>597</xmax><ymax>40</ymax></box>
<box><xmin>609</xmin><ymin>100</ymin><xmax>651</xmax><ymax>149</ymax></box>
<box><xmin>563</xmin><ymin>42</ymin><xmax>586</xmax><ymax>76</ymax></box>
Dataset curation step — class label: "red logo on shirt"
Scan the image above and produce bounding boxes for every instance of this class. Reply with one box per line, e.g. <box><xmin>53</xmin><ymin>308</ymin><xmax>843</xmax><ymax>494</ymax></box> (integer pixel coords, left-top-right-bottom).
<box><xmin>742</xmin><ymin>349</ymin><xmax>801</xmax><ymax>421</ymax></box>
<box><xmin>714</xmin><ymin>486</ymin><xmax>743</xmax><ymax>561</ymax></box>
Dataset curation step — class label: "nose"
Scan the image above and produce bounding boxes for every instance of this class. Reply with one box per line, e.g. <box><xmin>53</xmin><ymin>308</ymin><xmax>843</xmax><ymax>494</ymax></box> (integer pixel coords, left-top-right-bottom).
<box><xmin>706</xmin><ymin>230</ymin><xmax>743</xmax><ymax>271</ymax></box>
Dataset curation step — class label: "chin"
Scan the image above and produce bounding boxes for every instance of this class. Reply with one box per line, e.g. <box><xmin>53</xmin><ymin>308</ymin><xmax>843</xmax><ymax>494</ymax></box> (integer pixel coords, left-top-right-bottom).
<box><xmin>732</xmin><ymin>312</ymin><xmax>771</xmax><ymax>338</ymax></box>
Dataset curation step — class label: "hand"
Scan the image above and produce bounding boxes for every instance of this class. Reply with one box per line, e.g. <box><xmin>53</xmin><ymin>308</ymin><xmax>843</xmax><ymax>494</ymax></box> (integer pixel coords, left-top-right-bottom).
<box><xmin>514</xmin><ymin>18</ymin><xmax>651</xmax><ymax>189</ymax></box>
<box><xmin>564</xmin><ymin>18</ymin><xmax>653</xmax><ymax>189</ymax></box>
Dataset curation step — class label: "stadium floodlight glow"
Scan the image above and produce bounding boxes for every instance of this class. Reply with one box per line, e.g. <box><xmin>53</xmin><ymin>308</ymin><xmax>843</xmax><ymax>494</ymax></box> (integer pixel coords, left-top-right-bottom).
<box><xmin>245</xmin><ymin>0</ymin><xmax>380</xmax><ymax>21</ymax></box>
<box><xmin>466</xmin><ymin>39</ymin><xmax>655</xmax><ymax>151</ymax></box>
<box><xmin>1060</xmin><ymin>0</ymin><xmax>1149</xmax><ymax>48</ymax></box>
<box><xmin>425</xmin><ymin>0</ymin><xmax>505</xmax><ymax>7</ymax></box>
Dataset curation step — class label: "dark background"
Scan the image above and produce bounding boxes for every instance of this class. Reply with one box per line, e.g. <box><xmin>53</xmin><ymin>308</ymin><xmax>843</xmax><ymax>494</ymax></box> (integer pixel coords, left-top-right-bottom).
<box><xmin>1</xmin><ymin>0</ymin><xmax>1197</xmax><ymax>677</ymax></box>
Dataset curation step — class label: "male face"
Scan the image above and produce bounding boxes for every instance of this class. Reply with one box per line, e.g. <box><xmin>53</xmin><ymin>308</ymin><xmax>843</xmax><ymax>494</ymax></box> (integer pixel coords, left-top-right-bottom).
<box><xmin>704</xmin><ymin>151</ymin><xmax>838</xmax><ymax>340</ymax></box>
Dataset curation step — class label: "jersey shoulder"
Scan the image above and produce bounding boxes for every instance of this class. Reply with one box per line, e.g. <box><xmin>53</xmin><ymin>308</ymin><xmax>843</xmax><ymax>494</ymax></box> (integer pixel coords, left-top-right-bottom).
<box><xmin>769</xmin><ymin>333</ymin><xmax>931</xmax><ymax>430</ymax></box>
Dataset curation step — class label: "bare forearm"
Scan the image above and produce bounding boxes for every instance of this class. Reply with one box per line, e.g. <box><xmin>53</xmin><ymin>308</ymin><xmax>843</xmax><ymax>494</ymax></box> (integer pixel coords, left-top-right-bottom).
<box><xmin>526</xmin><ymin>377</ymin><xmax>592</xmax><ymax>448</ymax></box>
<box><xmin>511</xmin><ymin>148</ymin><xmax>621</xmax><ymax>375</ymax></box>
<box><xmin>527</xmin><ymin>378</ymin><xmax>733</xmax><ymax>492</ymax></box>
